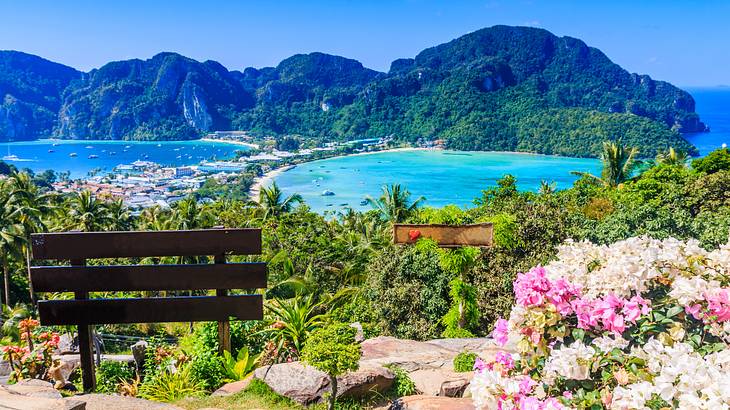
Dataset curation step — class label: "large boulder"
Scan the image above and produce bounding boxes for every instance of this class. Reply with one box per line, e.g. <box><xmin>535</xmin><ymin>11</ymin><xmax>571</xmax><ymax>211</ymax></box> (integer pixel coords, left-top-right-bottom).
<box><xmin>2</xmin><ymin>379</ymin><xmax>62</xmax><ymax>399</ymax></box>
<box><xmin>390</xmin><ymin>395</ymin><xmax>475</xmax><ymax>410</ymax></box>
<box><xmin>211</xmin><ymin>375</ymin><xmax>252</xmax><ymax>397</ymax></box>
<box><xmin>254</xmin><ymin>361</ymin><xmax>394</xmax><ymax>405</ymax></box>
<box><xmin>408</xmin><ymin>369</ymin><xmax>472</xmax><ymax>397</ymax></box>
<box><xmin>0</xmin><ymin>388</ymin><xmax>85</xmax><ymax>409</ymax></box>
<box><xmin>360</xmin><ymin>336</ymin><xmax>505</xmax><ymax>372</ymax></box>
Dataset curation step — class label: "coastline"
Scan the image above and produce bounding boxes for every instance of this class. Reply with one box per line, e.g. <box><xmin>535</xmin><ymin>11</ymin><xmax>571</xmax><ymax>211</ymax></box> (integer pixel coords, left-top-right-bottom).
<box><xmin>249</xmin><ymin>165</ymin><xmax>296</xmax><ymax>201</ymax></box>
<box><xmin>200</xmin><ymin>138</ymin><xmax>260</xmax><ymax>149</ymax></box>
<box><xmin>246</xmin><ymin>147</ymin><xmax>431</xmax><ymax>200</ymax></box>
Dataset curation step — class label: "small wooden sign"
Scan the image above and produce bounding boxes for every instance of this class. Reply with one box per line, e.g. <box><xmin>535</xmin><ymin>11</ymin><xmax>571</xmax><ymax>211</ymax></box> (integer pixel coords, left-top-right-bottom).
<box><xmin>393</xmin><ymin>223</ymin><xmax>494</xmax><ymax>247</ymax></box>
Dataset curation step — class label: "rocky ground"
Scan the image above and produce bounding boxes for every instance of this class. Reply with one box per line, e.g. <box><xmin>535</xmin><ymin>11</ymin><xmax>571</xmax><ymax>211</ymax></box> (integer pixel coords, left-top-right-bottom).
<box><xmin>0</xmin><ymin>336</ymin><xmax>502</xmax><ymax>409</ymax></box>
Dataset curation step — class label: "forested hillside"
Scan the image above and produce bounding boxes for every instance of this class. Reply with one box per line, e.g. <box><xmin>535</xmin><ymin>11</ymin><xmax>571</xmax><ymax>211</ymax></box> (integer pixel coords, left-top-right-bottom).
<box><xmin>0</xmin><ymin>26</ymin><xmax>707</xmax><ymax>156</ymax></box>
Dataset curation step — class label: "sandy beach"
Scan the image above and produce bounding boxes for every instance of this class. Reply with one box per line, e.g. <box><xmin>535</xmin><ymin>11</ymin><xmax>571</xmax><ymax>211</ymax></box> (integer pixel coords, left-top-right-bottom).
<box><xmin>248</xmin><ymin>165</ymin><xmax>296</xmax><ymax>201</ymax></box>
<box><xmin>200</xmin><ymin>138</ymin><xmax>260</xmax><ymax>149</ymax></box>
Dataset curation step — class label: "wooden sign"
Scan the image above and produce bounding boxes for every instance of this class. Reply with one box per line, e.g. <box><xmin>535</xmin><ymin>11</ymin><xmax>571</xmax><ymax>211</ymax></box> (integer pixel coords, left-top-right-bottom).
<box><xmin>393</xmin><ymin>223</ymin><xmax>494</xmax><ymax>247</ymax></box>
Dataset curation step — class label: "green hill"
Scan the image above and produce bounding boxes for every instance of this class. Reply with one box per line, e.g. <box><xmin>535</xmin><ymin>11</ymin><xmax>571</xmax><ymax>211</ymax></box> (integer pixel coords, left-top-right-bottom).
<box><xmin>0</xmin><ymin>26</ymin><xmax>707</xmax><ymax>157</ymax></box>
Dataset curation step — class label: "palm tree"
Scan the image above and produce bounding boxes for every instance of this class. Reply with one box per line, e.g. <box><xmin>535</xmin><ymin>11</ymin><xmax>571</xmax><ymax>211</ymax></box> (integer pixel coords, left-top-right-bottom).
<box><xmin>538</xmin><ymin>180</ymin><xmax>557</xmax><ymax>195</ymax></box>
<box><xmin>106</xmin><ymin>198</ymin><xmax>132</xmax><ymax>231</ymax></box>
<box><xmin>138</xmin><ymin>205</ymin><xmax>173</xmax><ymax>231</ymax></box>
<box><xmin>9</xmin><ymin>172</ymin><xmax>55</xmax><ymax>304</ymax></box>
<box><xmin>66</xmin><ymin>191</ymin><xmax>110</xmax><ymax>232</ymax></box>
<box><xmin>365</xmin><ymin>184</ymin><xmax>424</xmax><ymax>223</ymax></box>
<box><xmin>172</xmin><ymin>197</ymin><xmax>212</xmax><ymax>231</ymax></box>
<box><xmin>656</xmin><ymin>147</ymin><xmax>688</xmax><ymax>166</ymax></box>
<box><xmin>572</xmin><ymin>141</ymin><xmax>639</xmax><ymax>187</ymax></box>
<box><xmin>0</xmin><ymin>182</ymin><xmax>26</xmax><ymax>306</ymax></box>
<box><xmin>258</xmin><ymin>183</ymin><xmax>302</xmax><ymax>220</ymax></box>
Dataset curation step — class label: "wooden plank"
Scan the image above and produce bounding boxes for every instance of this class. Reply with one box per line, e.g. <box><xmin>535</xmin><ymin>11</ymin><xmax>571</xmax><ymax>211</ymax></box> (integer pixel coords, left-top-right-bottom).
<box><xmin>393</xmin><ymin>223</ymin><xmax>494</xmax><ymax>247</ymax></box>
<box><xmin>215</xmin><ymin>253</ymin><xmax>232</xmax><ymax>355</ymax></box>
<box><xmin>37</xmin><ymin>295</ymin><xmax>264</xmax><ymax>325</ymax></box>
<box><xmin>31</xmin><ymin>228</ymin><xmax>262</xmax><ymax>260</ymax></box>
<box><xmin>30</xmin><ymin>263</ymin><xmax>267</xmax><ymax>292</ymax></box>
<box><xmin>71</xmin><ymin>258</ymin><xmax>96</xmax><ymax>392</ymax></box>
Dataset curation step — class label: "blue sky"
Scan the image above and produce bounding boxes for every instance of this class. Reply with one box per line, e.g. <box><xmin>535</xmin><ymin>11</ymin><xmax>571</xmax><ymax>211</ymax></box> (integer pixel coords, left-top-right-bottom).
<box><xmin>1</xmin><ymin>0</ymin><xmax>728</xmax><ymax>86</ymax></box>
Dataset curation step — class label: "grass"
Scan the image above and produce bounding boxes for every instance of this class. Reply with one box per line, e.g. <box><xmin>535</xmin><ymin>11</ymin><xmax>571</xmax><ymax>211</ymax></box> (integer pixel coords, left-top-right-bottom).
<box><xmin>176</xmin><ymin>379</ymin><xmax>301</xmax><ymax>410</ymax></box>
<box><xmin>176</xmin><ymin>379</ymin><xmax>391</xmax><ymax>410</ymax></box>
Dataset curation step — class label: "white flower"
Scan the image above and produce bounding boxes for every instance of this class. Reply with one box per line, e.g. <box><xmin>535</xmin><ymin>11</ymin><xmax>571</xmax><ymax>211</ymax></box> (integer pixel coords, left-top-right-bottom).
<box><xmin>543</xmin><ymin>341</ymin><xmax>594</xmax><ymax>385</ymax></box>
<box><xmin>592</xmin><ymin>334</ymin><xmax>629</xmax><ymax>352</ymax></box>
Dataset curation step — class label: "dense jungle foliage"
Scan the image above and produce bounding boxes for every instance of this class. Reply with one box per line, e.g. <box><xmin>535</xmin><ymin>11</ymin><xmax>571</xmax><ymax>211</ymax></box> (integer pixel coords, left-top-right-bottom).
<box><xmin>0</xmin><ymin>145</ymin><xmax>729</xmax><ymax>399</ymax></box>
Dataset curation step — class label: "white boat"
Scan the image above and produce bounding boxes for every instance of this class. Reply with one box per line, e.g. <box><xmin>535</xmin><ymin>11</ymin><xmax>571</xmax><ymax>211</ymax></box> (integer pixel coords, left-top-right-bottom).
<box><xmin>85</xmin><ymin>145</ymin><xmax>94</xmax><ymax>149</ymax></box>
<box><xmin>322</xmin><ymin>190</ymin><xmax>335</xmax><ymax>196</ymax></box>
<box><xmin>88</xmin><ymin>154</ymin><xmax>99</xmax><ymax>159</ymax></box>
<box><xmin>2</xmin><ymin>155</ymin><xmax>19</xmax><ymax>161</ymax></box>
<box><xmin>69</xmin><ymin>152</ymin><xmax>78</xmax><ymax>157</ymax></box>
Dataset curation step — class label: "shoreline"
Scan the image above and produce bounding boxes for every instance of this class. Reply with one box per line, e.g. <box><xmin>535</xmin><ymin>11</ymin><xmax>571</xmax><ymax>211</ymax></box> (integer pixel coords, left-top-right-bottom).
<box><xmin>246</xmin><ymin>147</ymin><xmax>431</xmax><ymax>200</ymax></box>
<box><xmin>199</xmin><ymin>138</ymin><xmax>260</xmax><ymax>149</ymax></box>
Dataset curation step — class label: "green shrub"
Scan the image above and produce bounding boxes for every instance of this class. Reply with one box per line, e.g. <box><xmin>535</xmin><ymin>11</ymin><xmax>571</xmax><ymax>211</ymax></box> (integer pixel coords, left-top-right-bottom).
<box><xmin>453</xmin><ymin>352</ymin><xmax>477</xmax><ymax>373</ymax></box>
<box><xmin>301</xmin><ymin>323</ymin><xmax>361</xmax><ymax>410</ymax></box>
<box><xmin>139</xmin><ymin>363</ymin><xmax>205</xmax><ymax>402</ymax></box>
<box><xmin>365</xmin><ymin>245</ymin><xmax>450</xmax><ymax>340</ymax></box>
<box><xmin>385</xmin><ymin>365</ymin><xmax>417</xmax><ymax>397</ymax></box>
<box><xmin>188</xmin><ymin>348</ymin><xmax>224</xmax><ymax>392</ymax></box>
<box><xmin>95</xmin><ymin>360</ymin><xmax>135</xmax><ymax>394</ymax></box>
<box><xmin>692</xmin><ymin>148</ymin><xmax>730</xmax><ymax>174</ymax></box>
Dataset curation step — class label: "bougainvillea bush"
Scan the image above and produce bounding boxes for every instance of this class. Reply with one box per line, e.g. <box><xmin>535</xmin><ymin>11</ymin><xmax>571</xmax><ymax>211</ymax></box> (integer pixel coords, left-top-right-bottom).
<box><xmin>470</xmin><ymin>237</ymin><xmax>730</xmax><ymax>409</ymax></box>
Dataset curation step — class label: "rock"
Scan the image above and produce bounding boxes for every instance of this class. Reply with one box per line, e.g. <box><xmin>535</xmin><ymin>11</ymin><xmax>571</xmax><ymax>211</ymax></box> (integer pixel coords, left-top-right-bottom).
<box><xmin>50</xmin><ymin>355</ymin><xmax>81</xmax><ymax>386</ymax></box>
<box><xmin>0</xmin><ymin>388</ymin><xmax>85</xmax><ymax>409</ymax></box>
<box><xmin>130</xmin><ymin>340</ymin><xmax>148</xmax><ymax>371</ymax></box>
<box><xmin>408</xmin><ymin>369</ymin><xmax>471</xmax><ymax>397</ymax></box>
<box><xmin>211</xmin><ymin>375</ymin><xmax>253</xmax><ymax>396</ymax></box>
<box><xmin>337</xmin><ymin>365</ymin><xmax>394</xmax><ymax>398</ymax></box>
<box><xmin>390</xmin><ymin>395</ymin><xmax>475</xmax><ymax>410</ymax></box>
<box><xmin>254</xmin><ymin>362</ymin><xmax>328</xmax><ymax>405</ymax></box>
<box><xmin>439</xmin><ymin>378</ymin><xmax>471</xmax><ymax>398</ymax></box>
<box><xmin>350</xmin><ymin>321</ymin><xmax>365</xmax><ymax>342</ymax></box>
<box><xmin>254</xmin><ymin>361</ymin><xmax>394</xmax><ymax>405</ymax></box>
<box><xmin>360</xmin><ymin>336</ymin><xmax>458</xmax><ymax>372</ymax></box>
<box><xmin>57</xmin><ymin>333</ymin><xmax>78</xmax><ymax>354</ymax></box>
<box><xmin>73</xmin><ymin>394</ymin><xmax>184</xmax><ymax>409</ymax></box>
<box><xmin>3</xmin><ymin>379</ymin><xmax>62</xmax><ymax>399</ymax></box>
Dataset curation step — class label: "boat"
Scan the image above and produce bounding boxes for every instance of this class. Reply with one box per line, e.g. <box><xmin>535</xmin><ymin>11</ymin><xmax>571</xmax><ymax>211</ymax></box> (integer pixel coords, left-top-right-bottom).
<box><xmin>85</xmin><ymin>145</ymin><xmax>94</xmax><ymax>149</ymax></box>
<box><xmin>69</xmin><ymin>153</ymin><xmax>78</xmax><ymax>157</ymax></box>
<box><xmin>359</xmin><ymin>200</ymin><xmax>368</xmax><ymax>206</ymax></box>
<box><xmin>124</xmin><ymin>145</ymin><xmax>131</xmax><ymax>149</ymax></box>
<box><xmin>322</xmin><ymin>190</ymin><xmax>335</xmax><ymax>196</ymax></box>
<box><xmin>48</xmin><ymin>149</ymin><xmax>55</xmax><ymax>153</ymax></box>
<box><xmin>109</xmin><ymin>151</ymin><xmax>116</xmax><ymax>155</ymax></box>
<box><xmin>88</xmin><ymin>154</ymin><xmax>99</xmax><ymax>159</ymax></box>
<box><xmin>156</xmin><ymin>144</ymin><xmax>162</xmax><ymax>147</ymax></box>
<box><xmin>2</xmin><ymin>155</ymin><xmax>19</xmax><ymax>161</ymax></box>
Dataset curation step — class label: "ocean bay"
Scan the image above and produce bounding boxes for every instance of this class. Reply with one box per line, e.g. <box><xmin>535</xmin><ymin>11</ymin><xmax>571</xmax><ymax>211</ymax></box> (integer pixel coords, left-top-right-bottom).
<box><xmin>0</xmin><ymin>139</ymin><xmax>243</xmax><ymax>178</ymax></box>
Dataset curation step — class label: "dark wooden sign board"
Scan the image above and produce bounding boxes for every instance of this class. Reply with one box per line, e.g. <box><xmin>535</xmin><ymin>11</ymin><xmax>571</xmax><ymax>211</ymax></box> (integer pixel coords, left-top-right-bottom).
<box><xmin>393</xmin><ymin>223</ymin><xmax>494</xmax><ymax>247</ymax></box>
<box><xmin>30</xmin><ymin>228</ymin><xmax>266</xmax><ymax>392</ymax></box>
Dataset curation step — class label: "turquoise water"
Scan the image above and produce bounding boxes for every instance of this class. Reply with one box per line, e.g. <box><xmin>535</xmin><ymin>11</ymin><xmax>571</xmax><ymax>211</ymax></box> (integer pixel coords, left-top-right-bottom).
<box><xmin>274</xmin><ymin>150</ymin><xmax>601</xmax><ymax>212</ymax></box>
<box><xmin>0</xmin><ymin>139</ymin><xmax>243</xmax><ymax>178</ymax></box>
<box><xmin>685</xmin><ymin>88</ymin><xmax>730</xmax><ymax>155</ymax></box>
<box><xmin>275</xmin><ymin>88</ymin><xmax>730</xmax><ymax>213</ymax></box>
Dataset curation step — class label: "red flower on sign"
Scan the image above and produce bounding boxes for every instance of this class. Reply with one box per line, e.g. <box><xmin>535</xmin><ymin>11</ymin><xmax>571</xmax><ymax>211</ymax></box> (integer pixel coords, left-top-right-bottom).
<box><xmin>408</xmin><ymin>230</ymin><xmax>422</xmax><ymax>241</ymax></box>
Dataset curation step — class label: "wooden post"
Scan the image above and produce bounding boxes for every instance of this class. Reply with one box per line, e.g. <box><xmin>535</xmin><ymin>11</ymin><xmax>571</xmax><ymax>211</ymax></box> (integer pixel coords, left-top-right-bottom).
<box><xmin>215</xmin><ymin>253</ymin><xmax>231</xmax><ymax>355</ymax></box>
<box><xmin>72</xmin><ymin>258</ymin><xmax>96</xmax><ymax>392</ymax></box>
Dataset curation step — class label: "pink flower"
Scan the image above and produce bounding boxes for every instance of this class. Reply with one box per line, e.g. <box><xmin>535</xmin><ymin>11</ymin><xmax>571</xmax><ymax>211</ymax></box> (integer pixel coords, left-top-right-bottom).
<box><xmin>514</xmin><ymin>267</ymin><xmax>551</xmax><ymax>307</ymax></box>
<box><xmin>562</xmin><ymin>391</ymin><xmax>573</xmax><ymax>399</ymax></box>
<box><xmin>546</xmin><ymin>278</ymin><xmax>582</xmax><ymax>315</ymax></box>
<box><xmin>686</xmin><ymin>303</ymin><xmax>702</xmax><ymax>319</ymax></box>
<box><xmin>518</xmin><ymin>376</ymin><xmax>537</xmax><ymax>394</ymax></box>
<box><xmin>473</xmin><ymin>357</ymin><xmax>487</xmax><ymax>372</ymax></box>
<box><xmin>706</xmin><ymin>289</ymin><xmax>730</xmax><ymax>322</ymax></box>
<box><xmin>495</xmin><ymin>351</ymin><xmax>515</xmax><ymax>370</ymax></box>
<box><xmin>493</xmin><ymin>318</ymin><xmax>510</xmax><ymax>346</ymax></box>
<box><xmin>518</xmin><ymin>396</ymin><xmax>542</xmax><ymax>410</ymax></box>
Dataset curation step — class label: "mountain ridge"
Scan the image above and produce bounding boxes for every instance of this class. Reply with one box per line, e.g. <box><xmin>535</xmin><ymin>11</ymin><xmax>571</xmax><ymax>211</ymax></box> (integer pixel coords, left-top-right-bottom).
<box><xmin>0</xmin><ymin>26</ymin><xmax>708</xmax><ymax>157</ymax></box>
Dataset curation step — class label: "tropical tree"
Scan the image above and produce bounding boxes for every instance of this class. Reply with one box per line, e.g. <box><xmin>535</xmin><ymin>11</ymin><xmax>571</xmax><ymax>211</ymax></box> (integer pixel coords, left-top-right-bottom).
<box><xmin>0</xmin><ymin>183</ymin><xmax>26</xmax><ymax>306</ymax></box>
<box><xmin>106</xmin><ymin>198</ymin><xmax>132</xmax><ymax>231</ymax></box>
<box><xmin>9</xmin><ymin>172</ymin><xmax>55</xmax><ymax>304</ymax></box>
<box><xmin>538</xmin><ymin>180</ymin><xmax>557</xmax><ymax>195</ymax></box>
<box><xmin>573</xmin><ymin>141</ymin><xmax>639</xmax><ymax>187</ymax></box>
<box><xmin>366</xmin><ymin>184</ymin><xmax>425</xmax><ymax>223</ymax></box>
<box><xmin>257</xmin><ymin>183</ymin><xmax>302</xmax><ymax>220</ymax></box>
<box><xmin>66</xmin><ymin>191</ymin><xmax>110</xmax><ymax>232</ymax></box>
<box><xmin>171</xmin><ymin>197</ymin><xmax>211</xmax><ymax>230</ymax></box>
<box><xmin>656</xmin><ymin>147</ymin><xmax>688</xmax><ymax>166</ymax></box>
